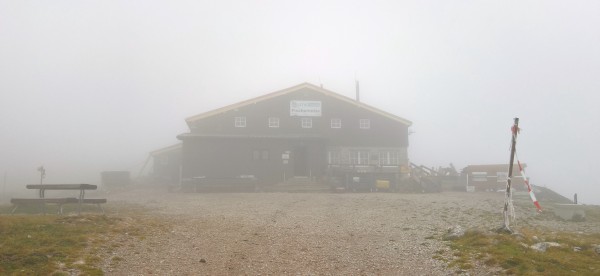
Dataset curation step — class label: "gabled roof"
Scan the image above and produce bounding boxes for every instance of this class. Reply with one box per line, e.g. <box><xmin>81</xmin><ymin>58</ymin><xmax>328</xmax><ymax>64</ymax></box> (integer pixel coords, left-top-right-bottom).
<box><xmin>185</xmin><ymin>82</ymin><xmax>412</xmax><ymax>127</ymax></box>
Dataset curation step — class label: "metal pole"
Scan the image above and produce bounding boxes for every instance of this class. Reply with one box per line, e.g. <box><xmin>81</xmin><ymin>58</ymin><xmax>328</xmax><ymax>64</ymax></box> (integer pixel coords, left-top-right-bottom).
<box><xmin>501</xmin><ymin>118</ymin><xmax>519</xmax><ymax>232</ymax></box>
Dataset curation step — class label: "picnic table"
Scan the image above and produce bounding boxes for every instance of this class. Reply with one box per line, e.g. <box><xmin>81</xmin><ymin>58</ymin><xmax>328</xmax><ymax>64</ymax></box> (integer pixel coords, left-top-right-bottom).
<box><xmin>11</xmin><ymin>184</ymin><xmax>107</xmax><ymax>215</ymax></box>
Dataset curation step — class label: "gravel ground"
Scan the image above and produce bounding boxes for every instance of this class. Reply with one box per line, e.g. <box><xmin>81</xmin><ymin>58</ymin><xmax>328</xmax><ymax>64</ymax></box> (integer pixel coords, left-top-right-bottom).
<box><xmin>97</xmin><ymin>189</ymin><xmax>599</xmax><ymax>275</ymax></box>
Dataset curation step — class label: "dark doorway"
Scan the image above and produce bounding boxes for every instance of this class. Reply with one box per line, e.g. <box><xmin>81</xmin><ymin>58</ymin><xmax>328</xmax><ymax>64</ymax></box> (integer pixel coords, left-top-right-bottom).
<box><xmin>293</xmin><ymin>146</ymin><xmax>308</xmax><ymax>176</ymax></box>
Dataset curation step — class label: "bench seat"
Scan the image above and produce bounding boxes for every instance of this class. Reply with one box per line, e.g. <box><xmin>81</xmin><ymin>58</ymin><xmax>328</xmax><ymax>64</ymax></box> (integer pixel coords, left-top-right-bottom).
<box><xmin>81</xmin><ymin>198</ymin><xmax>107</xmax><ymax>204</ymax></box>
<box><xmin>10</xmin><ymin>197</ymin><xmax>108</xmax><ymax>214</ymax></box>
<box><xmin>11</xmin><ymin>197</ymin><xmax>79</xmax><ymax>204</ymax></box>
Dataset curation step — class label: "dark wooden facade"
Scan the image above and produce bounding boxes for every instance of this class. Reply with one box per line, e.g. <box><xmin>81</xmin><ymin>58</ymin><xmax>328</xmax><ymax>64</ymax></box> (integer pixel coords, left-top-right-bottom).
<box><xmin>176</xmin><ymin>83</ymin><xmax>412</xmax><ymax>188</ymax></box>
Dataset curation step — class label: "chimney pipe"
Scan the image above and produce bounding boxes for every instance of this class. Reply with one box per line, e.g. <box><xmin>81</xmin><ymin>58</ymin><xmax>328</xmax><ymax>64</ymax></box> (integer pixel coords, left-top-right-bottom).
<box><xmin>355</xmin><ymin>80</ymin><xmax>360</xmax><ymax>102</ymax></box>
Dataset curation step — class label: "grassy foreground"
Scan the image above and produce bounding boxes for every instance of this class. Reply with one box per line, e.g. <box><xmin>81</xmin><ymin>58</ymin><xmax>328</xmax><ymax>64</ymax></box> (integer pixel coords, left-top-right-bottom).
<box><xmin>0</xmin><ymin>203</ymin><xmax>161</xmax><ymax>275</ymax></box>
<box><xmin>443</xmin><ymin>206</ymin><xmax>600</xmax><ymax>275</ymax></box>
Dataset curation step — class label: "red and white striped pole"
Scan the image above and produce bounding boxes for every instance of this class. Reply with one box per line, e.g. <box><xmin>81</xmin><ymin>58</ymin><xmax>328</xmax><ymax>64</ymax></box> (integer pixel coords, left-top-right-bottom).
<box><xmin>517</xmin><ymin>160</ymin><xmax>542</xmax><ymax>212</ymax></box>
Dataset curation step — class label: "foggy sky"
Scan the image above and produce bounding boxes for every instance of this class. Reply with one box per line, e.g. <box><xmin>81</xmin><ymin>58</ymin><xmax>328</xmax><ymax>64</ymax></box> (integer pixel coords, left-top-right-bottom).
<box><xmin>1</xmin><ymin>1</ymin><xmax>599</xmax><ymax>204</ymax></box>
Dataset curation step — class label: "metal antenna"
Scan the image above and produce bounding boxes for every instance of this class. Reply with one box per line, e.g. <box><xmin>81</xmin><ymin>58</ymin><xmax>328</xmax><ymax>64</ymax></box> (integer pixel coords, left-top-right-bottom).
<box><xmin>355</xmin><ymin>77</ymin><xmax>360</xmax><ymax>102</ymax></box>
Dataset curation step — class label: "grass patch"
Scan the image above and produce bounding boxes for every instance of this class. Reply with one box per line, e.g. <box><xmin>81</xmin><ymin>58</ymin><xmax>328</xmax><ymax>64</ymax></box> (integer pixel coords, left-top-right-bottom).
<box><xmin>0</xmin><ymin>215</ymin><xmax>118</xmax><ymax>275</ymax></box>
<box><xmin>448</xmin><ymin>228</ymin><xmax>600</xmax><ymax>275</ymax></box>
<box><xmin>0</xmin><ymin>202</ymin><xmax>106</xmax><ymax>215</ymax></box>
<box><xmin>0</xmin><ymin>203</ymin><xmax>166</xmax><ymax>275</ymax></box>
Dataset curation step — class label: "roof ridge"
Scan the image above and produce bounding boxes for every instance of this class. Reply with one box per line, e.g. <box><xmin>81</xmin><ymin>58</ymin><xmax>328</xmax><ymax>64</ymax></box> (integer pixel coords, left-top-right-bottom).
<box><xmin>184</xmin><ymin>83</ymin><xmax>412</xmax><ymax>127</ymax></box>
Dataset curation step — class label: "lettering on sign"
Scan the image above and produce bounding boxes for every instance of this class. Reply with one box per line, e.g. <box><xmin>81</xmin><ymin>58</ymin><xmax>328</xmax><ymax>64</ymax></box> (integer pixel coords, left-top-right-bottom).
<box><xmin>290</xmin><ymin>100</ymin><xmax>322</xmax><ymax>117</ymax></box>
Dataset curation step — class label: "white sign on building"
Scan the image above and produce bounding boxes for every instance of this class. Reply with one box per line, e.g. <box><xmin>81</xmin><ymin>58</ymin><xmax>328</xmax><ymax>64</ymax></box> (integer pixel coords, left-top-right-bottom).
<box><xmin>290</xmin><ymin>100</ymin><xmax>322</xmax><ymax>117</ymax></box>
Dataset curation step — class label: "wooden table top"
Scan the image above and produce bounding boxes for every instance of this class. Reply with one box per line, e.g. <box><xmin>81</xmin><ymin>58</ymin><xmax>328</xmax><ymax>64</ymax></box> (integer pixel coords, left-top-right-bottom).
<box><xmin>26</xmin><ymin>184</ymin><xmax>97</xmax><ymax>190</ymax></box>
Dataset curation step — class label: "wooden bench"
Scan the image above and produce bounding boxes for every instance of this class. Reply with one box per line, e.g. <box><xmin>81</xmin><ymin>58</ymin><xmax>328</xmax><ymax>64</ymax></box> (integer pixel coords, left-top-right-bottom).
<box><xmin>11</xmin><ymin>197</ymin><xmax>78</xmax><ymax>215</ymax></box>
<box><xmin>10</xmin><ymin>197</ymin><xmax>107</xmax><ymax>215</ymax></box>
<box><xmin>80</xmin><ymin>198</ymin><xmax>107</xmax><ymax>213</ymax></box>
<box><xmin>10</xmin><ymin>184</ymin><xmax>107</xmax><ymax>215</ymax></box>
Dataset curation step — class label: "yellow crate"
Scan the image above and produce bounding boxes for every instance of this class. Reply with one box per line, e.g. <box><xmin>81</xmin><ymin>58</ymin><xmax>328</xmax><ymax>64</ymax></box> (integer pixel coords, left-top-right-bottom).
<box><xmin>376</xmin><ymin>180</ymin><xmax>390</xmax><ymax>189</ymax></box>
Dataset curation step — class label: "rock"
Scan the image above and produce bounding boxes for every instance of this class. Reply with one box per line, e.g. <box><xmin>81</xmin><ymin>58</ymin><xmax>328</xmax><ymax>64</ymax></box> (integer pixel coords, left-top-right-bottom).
<box><xmin>594</xmin><ymin>245</ymin><xmax>600</xmax><ymax>255</ymax></box>
<box><xmin>199</xmin><ymin>258</ymin><xmax>206</xmax><ymax>263</ymax></box>
<box><xmin>531</xmin><ymin>242</ymin><xmax>561</xmax><ymax>252</ymax></box>
<box><xmin>546</xmin><ymin>242</ymin><xmax>561</xmax><ymax>248</ymax></box>
<box><xmin>573</xmin><ymin>247</ymin><xmax>582</xmax><ymax>252</ymax></box>
<box><xmin>531</xmin><ymin>242</ymin><xmax>548</xmax><ymax>252</ymax></box>
<box><xmin>443</xmin><ymin>225</ymin><xmax>465</xmax><ymax>241</ymax></box>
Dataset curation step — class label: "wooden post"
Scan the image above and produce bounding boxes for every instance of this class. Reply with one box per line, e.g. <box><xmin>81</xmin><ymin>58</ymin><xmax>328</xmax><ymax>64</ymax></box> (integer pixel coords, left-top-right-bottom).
<box><xmin>38</xmin><ymin>166</ymin><xmax>45</xmax><ymax>198</ymax></box>
<box><xmin>501</xmin><ymin>118</ymin><xmax>519</xmax><ymax>232</ymax></box>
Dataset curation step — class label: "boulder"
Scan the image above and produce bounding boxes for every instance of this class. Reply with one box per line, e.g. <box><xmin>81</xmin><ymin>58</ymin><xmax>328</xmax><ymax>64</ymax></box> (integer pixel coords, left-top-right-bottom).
<box><xmin>531</xmin><ymin>242</ymin><xmax>547</xmax><ymax>252</ymax></box>
<box><xmin>530</xmin><ymin>242</ymin><xmax>561</xmax><ymax>252</ymax></box>
<box><xmin>443</xmin><ymin>225</ymin><xmax>465</xmax><ymax>241</ymax></box>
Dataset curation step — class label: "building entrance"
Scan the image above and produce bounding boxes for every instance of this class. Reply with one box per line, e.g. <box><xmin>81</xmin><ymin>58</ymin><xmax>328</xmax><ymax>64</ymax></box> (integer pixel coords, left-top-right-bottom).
<box><xmin>293</xmin><ymin>146</ymin><xmax>308</xmax><ymax>176</ymax></box>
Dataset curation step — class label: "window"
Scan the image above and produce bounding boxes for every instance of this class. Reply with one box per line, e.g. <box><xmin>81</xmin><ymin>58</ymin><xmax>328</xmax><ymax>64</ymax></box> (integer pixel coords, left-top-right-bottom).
<box><xmin>350</xmin><ymin>151</ymin><xmax>369</xmax><ymax>165</ymax></box>
<box><xmin>471</xmin><ymin>172</ymin><xmax>487</xmax><ymax>182</ymax></box>
<box><xmin>268</xmin><ymin>117</ymin><xmax>279</xmax><ymax>128</ymax></box>
<box><xmin>359</xmin><ymin>119</ymin><xmax>370</xmax><ymax>129</ymax></box>
<box><xmin>389</xmin><ymin>152</ymin><xmax>399</xmax><ymax>165</ymax></box>
<box><xmin>253</xmin><ymin>150</ymin><xmax>269</xmax><ymax>160</ymax></box>
<box><xmin>359</xmin><ymin>151</ymin><xmax>369</xmax><ymax>165</ymax></box>
<box><xmin>341</xmin><ymin>151</ymin><xmax>350</xmax><ymax>164</ymax></box>
<box><xmin>370</xmin><ymin>152</ymin><xmax>380</xmax><ymax>165</ymax></box>
<box><xmin>350</xmin><ymin>151</ymin><xmax>359</xmax><ymax>164</ymax></box>
<box><xmin>497</xmin><ymin>172</ymin><xmax>508</xmax><ymax>182</ymax></box>
<box><xmin>253</xmin><ymin>150</ymin><xmax>260</xmax><ymax>160</ymax></box>
<box><xmin>380</xmin><ymin>151</ymin><xmax>400</xmax><ymax>165</ymax></box>
<box><xmin>331</xmin><ymin>118</ymin><xmax>341</xmax><ymax>128</ymax></box>
<box><xmin>301</xmin><ymin>118</ymin><xmax>312</xmax><ymax>128</ymax></box>
<box><xmin>328</xmin><ymin>151</ymin><xmax>341</xmax><ymax>164</ymax></box>
<box><xmin>235</xmin><ymin>117</ymin><xmax>246</xmax><ymax>127</ymax></box>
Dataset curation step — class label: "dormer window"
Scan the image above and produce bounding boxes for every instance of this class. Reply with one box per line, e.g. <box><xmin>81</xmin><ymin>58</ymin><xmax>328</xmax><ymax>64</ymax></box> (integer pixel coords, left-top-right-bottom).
<box><xmin>235</xmin><ymin>117</ymin><xmax>246</xmax><ymax>127</ymax></box>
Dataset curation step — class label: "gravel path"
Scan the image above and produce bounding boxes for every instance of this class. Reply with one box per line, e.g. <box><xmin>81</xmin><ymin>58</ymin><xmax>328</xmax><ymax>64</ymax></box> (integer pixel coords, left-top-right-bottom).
<box><xmin>97</xmin><ymin>190</ymin><xmax>598</xmax><ymax>275</ymax></box>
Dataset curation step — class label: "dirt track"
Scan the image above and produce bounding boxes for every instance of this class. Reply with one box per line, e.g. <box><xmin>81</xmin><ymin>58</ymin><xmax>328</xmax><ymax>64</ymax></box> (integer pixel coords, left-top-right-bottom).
<box><xmin>97</xmin><ymin>190</ymin><xmax>596</xmax><ymax>275</ymax></box>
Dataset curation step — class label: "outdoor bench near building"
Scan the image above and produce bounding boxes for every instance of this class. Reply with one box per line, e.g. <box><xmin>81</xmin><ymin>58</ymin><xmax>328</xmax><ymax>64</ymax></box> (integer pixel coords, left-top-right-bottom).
<box><xmin>152</xmin><ymin>83</ymin><xmax>412</xmax><ymax>191</ymax></box>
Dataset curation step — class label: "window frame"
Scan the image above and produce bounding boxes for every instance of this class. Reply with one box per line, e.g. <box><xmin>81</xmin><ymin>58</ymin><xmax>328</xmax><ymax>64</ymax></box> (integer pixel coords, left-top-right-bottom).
<box><xmin>330</xmin><ymin>118</ymin><xmax>341</xmax><ymax>129</ymax></box>
<box><xmin>359</xmin><ymin>119</ymin><xmax>370</xmax><ymax>129</ymax></box>
<box><xmin>301</xmin><ymin>118</ymin><xmax>312</xmax><ymax>128</ymax></box>
<box><xmin>471</xmin><ymin>172</ymin><xmax>488</xmax><ymax>182</ymax></box>
<box><xmin>328</xmin><ymin>151</ymin><xmax>341</xmax><ymax>164</ymax></box>
<box><xmin>268</xmin><ymin>117</ymin><xmax>280</xmax><ymax>128</ymax></box>
<box><xmin>235</xmin><ymin>116</ymin><xmax>246</xmax><ymax>128</ymax></box>
<box><xmin>497</xmin><ymin>172</ymin><xmax>508</xmax><ymax>182</ymax></box>
<box><xmin>350</xmin><ymin>150</ymin><xmax>369</xmax><ymax>165</ymax></box>
<box><xmin>380</xmin><ymin>151</ymin><xmax>400</xmax><ymax>165</ymax></box>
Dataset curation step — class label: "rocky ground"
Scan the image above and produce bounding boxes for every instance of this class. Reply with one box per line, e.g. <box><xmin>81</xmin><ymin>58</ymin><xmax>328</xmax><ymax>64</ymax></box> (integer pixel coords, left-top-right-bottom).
<box><xmin>96</xmin><ymin>189</ymin><xmax>599</xmax><ymax>275</ymax></box>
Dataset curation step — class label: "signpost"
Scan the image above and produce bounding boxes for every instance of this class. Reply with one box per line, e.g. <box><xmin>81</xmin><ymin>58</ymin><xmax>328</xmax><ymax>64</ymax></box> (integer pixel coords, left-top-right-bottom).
<box><xmin>37</xmin><ymin>166</ymin><xmax>46</xmax><ymax>185</ymax></box>
<box><xmin>500</xmin><ymin>118</ymin><xmax>519</xmax><ymax>233</ymax></box>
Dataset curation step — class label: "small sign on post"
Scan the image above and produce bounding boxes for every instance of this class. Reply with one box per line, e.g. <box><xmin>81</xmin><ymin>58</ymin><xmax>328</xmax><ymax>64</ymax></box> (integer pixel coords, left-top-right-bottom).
<box><xmin>37</xmin><ymin>166</ymin><xmax>45</xmax><ymax>185</ymax></box>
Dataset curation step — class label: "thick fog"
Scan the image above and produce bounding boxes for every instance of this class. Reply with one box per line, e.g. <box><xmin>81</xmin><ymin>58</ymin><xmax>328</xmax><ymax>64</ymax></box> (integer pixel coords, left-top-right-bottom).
<box><xmin>1</xmin><ymin>1</ymin><xmax>599</xmax><ymax>204</ymax></box>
